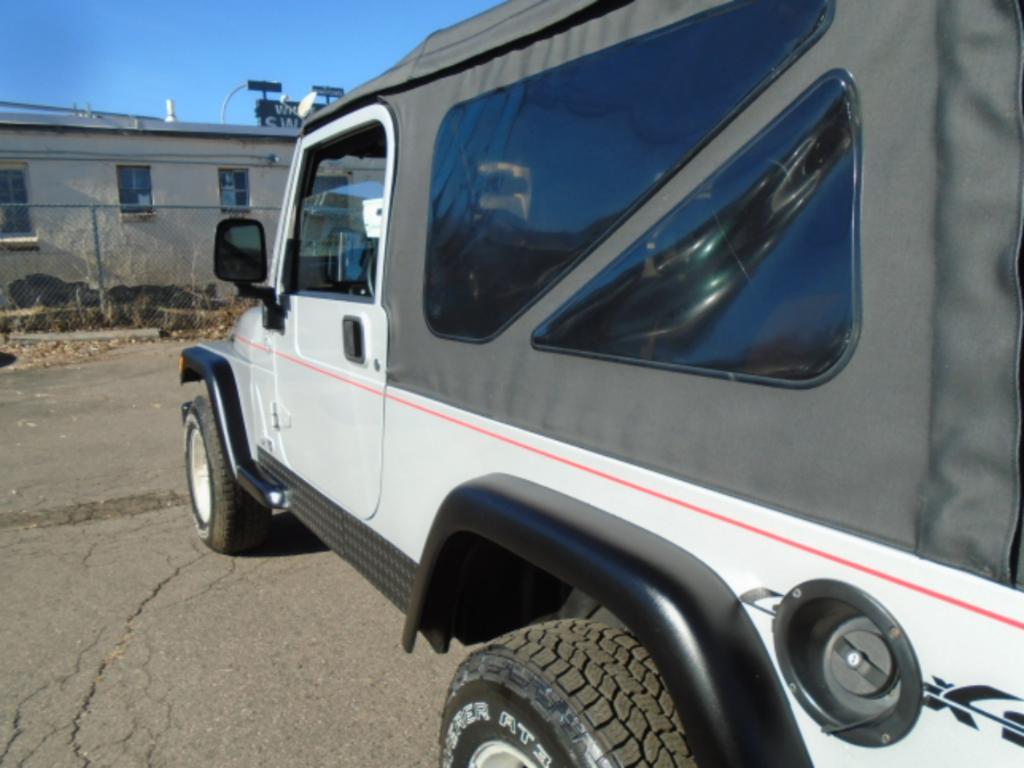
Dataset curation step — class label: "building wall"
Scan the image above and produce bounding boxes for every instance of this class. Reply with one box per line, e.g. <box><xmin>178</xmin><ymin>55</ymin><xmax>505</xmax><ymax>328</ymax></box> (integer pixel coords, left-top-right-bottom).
<box><xmin>0</xmin><ymin>126</ymin><xmax>295</xmax><ymax>208</ymax></box>
<box><xmin>0</xmin><ymin>124</ymin><xmax>295</xmax><ymax>305</ymax></box>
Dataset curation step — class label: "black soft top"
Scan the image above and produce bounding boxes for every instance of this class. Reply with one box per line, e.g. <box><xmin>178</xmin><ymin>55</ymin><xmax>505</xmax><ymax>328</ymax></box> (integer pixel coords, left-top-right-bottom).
<box><xmin>307</xmin><ymin>0</ymin><xmax>1024</xmax><ymax>587</ymax></box>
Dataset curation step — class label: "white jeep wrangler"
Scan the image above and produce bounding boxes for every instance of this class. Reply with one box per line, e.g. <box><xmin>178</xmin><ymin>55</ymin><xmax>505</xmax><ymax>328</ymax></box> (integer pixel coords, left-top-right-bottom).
<box><xmin>178</xmin><ymin>1</ymin><xmax>1024</xmax><ymax>766</ymax></box>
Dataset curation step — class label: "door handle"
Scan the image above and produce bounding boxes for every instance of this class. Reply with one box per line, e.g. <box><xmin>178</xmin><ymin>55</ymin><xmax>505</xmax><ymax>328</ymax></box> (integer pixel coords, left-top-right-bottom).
<box><xmin>343</xmin><ymin>316</ymin><xmax>365</xmax><ymax>364</ymax></box>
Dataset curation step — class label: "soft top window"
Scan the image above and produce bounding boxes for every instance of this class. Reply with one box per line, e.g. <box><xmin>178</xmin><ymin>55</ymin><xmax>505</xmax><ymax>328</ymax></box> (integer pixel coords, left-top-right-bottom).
<box><xmin>423</xmin><ymin>0</ymin><xmax>833</xmax><ymax>341</ymax></box>
<box><xmin>533</xmin><ymin>74</ymin><xmax>861</xmax><ymax>386</ymax></box>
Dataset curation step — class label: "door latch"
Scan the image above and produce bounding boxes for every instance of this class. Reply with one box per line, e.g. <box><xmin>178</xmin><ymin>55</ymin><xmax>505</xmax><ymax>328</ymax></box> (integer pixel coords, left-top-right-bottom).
<box><xmin>343</xmin><ymin>316</ymin><xmax>365</xmax><ymax>364</ymax></box>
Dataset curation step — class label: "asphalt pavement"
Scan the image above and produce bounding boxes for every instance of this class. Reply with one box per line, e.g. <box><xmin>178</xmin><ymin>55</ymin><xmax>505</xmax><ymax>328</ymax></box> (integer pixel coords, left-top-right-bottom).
<box><xmin>0</xmin><ymin>341</ymin><xmax>464</xmax><ymax>767</ymax></box>
<box><xmin>0</xmin><ymin>342</ymin><xmax>191</xmax><ymax>527</ymax></box>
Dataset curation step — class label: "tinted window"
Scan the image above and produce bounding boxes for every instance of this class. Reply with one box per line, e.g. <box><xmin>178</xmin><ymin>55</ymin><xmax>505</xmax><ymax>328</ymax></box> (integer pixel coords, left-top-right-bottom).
<box><xmin>533</xmin><ymin>74</ymin><xmax>860</xmax><ymax>385</ymax></box>
<box><xmin>424</xmin><ymin>0</ymin><xmax>833</xmax><ymax>340</ymax></box>
<box><xmin>292</xmin><ymin>126</ymin><xmax>386</xmax><ymax>297</ymax></box>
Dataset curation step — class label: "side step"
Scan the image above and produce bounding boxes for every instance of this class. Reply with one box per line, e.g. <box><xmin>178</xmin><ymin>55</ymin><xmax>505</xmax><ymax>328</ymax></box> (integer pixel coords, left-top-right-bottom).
<box><xmin>237</xmin><ymin>464</ymin><xmax>290</xmax><ymax>510</ymax></box>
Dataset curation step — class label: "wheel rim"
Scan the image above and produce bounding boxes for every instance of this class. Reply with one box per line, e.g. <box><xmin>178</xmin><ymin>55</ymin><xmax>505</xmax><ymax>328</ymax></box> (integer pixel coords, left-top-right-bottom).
<box><xmin>188</xmin><ymin>426</ymin><xmax>212</xmax><ymax>525</ymax></box>
<box><xmin>468</xmin><ymin>741</ymin><xmax>539</xmax><ymax>768</ymax></box>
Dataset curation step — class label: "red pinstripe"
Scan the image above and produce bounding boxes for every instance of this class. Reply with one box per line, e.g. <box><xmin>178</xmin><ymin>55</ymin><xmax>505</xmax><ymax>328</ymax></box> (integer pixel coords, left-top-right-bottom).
<box><xmin>234</xmin><ymin>334</ymin><xmax>1024</xmax><ymax>632</ymax></box>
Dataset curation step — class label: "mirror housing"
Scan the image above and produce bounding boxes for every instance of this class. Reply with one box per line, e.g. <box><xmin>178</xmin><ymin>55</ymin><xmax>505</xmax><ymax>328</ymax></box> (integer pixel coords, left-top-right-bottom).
<box><xmin>215</xmin><ymin>219</ymin><xmax>267</xmax><ymax>283</ymax></box>
<box><xmin>214</xmin><ymin>219</ymin><xmax>285</xmax><ymax>331</ymax></box>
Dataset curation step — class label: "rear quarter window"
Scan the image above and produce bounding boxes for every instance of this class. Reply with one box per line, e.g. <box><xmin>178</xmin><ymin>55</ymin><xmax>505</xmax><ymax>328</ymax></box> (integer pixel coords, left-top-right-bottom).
<box><xmin>533</xmin><ymin>74</ymin><xmax>861</xmax><ymax>386</ymax></box>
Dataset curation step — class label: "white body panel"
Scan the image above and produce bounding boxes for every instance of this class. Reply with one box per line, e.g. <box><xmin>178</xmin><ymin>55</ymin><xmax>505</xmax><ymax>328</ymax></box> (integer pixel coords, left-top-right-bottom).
<box><xmin>217</xmin><ymin>98</ymin><xmax>1024</xmax><ymax>768</ymax></box>
<box><xmin>231</xmin><ymin>308</ymin><xmax>274</xmax><ymax>458</ymax></box>
<box><xmin>221</xmin><ymin>312</ymin><xmax>1024</xmax><ymax>765</ymax></box>
<box><xmin>372</xmin><ymin>386</ymin><xmax>1024</xmax><ymax>766</ymax></box>
<box><xmin>273</xmin><ymin>294</ymin><xmax>386</xmax><ymax>519</ymax></box>
<box><xmin>251</xmin><ymin>105</ymin><xmax>395</xmax><ymax>520</ymax></box>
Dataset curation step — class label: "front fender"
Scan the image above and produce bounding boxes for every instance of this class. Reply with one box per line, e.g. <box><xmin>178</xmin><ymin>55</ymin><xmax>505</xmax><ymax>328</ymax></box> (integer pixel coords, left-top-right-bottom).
<box><xmin>180</xmin><ymin>345</ymin><xmax>287</xmax><ymax>509</ymax></box>
<box><xmin>180</xmin><ymin>345</ymin><xmax>251</xmax><ymax>473</ymax></box>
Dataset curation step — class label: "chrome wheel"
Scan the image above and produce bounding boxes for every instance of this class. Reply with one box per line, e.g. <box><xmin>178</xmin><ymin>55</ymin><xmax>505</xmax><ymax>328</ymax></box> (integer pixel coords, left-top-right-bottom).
<box><xmin>188</xmin><ymin>425</ymin><xmax>212</xmax><ymax>525</ymax></box>
<box><xmin>468</xmin><ymin>741</ymin><xmax>539</xmax><ymax>768</ymax></box>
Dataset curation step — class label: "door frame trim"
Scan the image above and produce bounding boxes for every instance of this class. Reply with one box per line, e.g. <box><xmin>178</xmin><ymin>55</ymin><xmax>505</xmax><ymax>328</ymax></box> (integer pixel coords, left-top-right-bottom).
<box><xmin>273</xmin><ymin>102</ymin><xmax>398</xmax><ymax>306</ymax></box>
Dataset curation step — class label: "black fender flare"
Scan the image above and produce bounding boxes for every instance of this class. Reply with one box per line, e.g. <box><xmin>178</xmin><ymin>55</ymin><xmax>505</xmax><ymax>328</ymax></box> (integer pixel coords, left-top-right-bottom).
<box><xmin>179</xmin><ymin>345</ymin><xmax>287</xmax><ymax>509</ymax></box>
<box><xmin>403</xmin><ymin>474</ymin><xmax>812</xmax><ymax>768</ymax></box>
<box><xmin>180</xmin><ymin>346</ymin><xmax>250</xmax><ymax>473</ymax></box>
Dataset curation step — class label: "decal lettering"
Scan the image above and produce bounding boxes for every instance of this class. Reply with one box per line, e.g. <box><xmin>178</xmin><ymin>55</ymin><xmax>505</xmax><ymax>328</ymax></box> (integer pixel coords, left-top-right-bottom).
<box><xmin>924</xmin><ymin>677</ymin><xmax>1024</xmax><ymax>750</ymax></box>
<box><xmin>739</xmin><ymin>587</ymin><xmax>782</xmax><ymax>616</ymax></box>
<box><xmin>1005</xmin><ymin>712</ymin><xmax>1024</xmax><ymax>749</ymax></box>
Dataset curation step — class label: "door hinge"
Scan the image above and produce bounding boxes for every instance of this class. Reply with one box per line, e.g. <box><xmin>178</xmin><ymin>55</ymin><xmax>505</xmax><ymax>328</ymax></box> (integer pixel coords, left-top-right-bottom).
<box><xmin>271</xmin><ymin>401</ymin><xmax>292</xmax><ymax>430</ymax></box>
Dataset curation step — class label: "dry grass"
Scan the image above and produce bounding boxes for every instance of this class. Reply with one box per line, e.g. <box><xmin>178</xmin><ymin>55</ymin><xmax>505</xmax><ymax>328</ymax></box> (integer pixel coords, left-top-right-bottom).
<box><xmin>0</xmin><ymin>299</ymin><xmax>253</xmax><ymax>335</ymax></box>
<box><xmin>0</xmin><ymin>299</ymin><xmax>254</xmax><ymax>335</ymax></box>
<box><xmin>0</xmin><ymin>303</ymin><xmax>252</xmax><ymax>372</ymax></box>
<box><xmin>0</xmin><ymin>336</ymin><xmax>164</xmax><ymax>371</ymax></box>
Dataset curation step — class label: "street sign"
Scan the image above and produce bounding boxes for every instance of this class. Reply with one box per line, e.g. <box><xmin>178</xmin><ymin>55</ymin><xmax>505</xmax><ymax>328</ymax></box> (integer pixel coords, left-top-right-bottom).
<box><xmin>311</xmin><ymin>85</ymin><xmax>345</xmax><ymax>99</ymax></box>
<box><xmin>256</xmin><ymin>99</ymin><xmax>301</xmax><ymax>128</ymax></box>
<box><xmin>247</xmin><ymin>80</ymin><xmax>282</xmax><ymax>93</ymax></box>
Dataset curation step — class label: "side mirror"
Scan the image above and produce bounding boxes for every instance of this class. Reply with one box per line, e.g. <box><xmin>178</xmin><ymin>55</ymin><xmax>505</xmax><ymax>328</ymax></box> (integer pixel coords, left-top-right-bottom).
<box><xmin>215</xmin><ymin>219</ymin><xmax>267</xmax><ymax>283</ymax></box>
<box><xmin>214</xmin><ymin>219</ymin><xmax>285</xmax><ymax>332</ymax></box>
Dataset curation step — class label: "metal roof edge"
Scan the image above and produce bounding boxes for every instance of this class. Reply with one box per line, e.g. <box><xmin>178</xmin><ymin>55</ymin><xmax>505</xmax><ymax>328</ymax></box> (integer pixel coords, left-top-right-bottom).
<box><xmin>0</xmin><ymin>112</ymin><xmax>297</xmax><ymax>141</ymax></box>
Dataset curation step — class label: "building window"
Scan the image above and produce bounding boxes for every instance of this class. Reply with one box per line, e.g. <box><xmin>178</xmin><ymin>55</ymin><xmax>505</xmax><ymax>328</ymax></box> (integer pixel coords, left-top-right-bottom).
<box><xmin>0</xmin><ymin>165</ymin><xmax>31</xmax><ymax>236</ymax></box>
<box><xmin>219</xmin><ymin>168</ymin><xmax>250</xmax><ymax>209</ymax></box>
<box><xmin>117</xmin><ymin>165</ymin><xmax>153</xmax><ymax>213</ymax></box>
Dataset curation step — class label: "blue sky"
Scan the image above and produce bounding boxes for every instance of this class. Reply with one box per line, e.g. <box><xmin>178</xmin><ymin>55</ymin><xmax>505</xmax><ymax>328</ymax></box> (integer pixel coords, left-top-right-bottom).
<box><xmin>0</xmin><ymin>0</ymin><xmax>501</xmax><ymax>124</ymax></box>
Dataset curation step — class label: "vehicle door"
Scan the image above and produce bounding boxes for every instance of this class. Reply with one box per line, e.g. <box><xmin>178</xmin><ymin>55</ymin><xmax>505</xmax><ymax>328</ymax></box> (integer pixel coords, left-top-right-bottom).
<box><xmin>270</xmin><ymin>105</ymin><xmax>394</xmax><ymax>520</ymax></box>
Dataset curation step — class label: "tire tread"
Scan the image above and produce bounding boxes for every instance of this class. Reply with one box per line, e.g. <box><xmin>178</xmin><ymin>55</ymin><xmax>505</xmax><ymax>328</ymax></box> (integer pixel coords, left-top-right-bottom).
<box><xmin>451</xmin><ymin>620</ymin><xmax>694</xmax><ymax>768</ymax></box>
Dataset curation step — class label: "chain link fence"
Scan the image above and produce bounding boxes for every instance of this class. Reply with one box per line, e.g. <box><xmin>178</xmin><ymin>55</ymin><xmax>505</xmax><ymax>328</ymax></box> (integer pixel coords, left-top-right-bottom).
<box><xmin>0</xmin><ymin>204</ymin><xmax>279</xmax><ymax>333</ymax></box>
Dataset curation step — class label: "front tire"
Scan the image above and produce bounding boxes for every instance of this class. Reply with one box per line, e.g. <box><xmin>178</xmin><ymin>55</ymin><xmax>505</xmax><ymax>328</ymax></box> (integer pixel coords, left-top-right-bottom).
<box><xmin>184</xmin><ymin>395</ymin><xmax>270</xmax><ymax>553</ymax></box>
<box><xmin>440</xmin><ymin>620</ymin><xmax>694</xmax><ymax>768</ymax></box>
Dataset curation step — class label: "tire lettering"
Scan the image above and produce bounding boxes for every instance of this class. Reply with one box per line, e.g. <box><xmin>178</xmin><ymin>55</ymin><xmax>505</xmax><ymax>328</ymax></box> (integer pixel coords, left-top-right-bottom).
<box><xmin>442</xmin><ymin>701</ymin><xmax>491</xmax><ymax>768</ymax></box>
<box><xmin>532</xmin><ymin>743</ymin><xmax>553</xmax><ymax>768</ymax></box>
<box><xmin>499</xmin><ymin>710</ymin><xmax>516</xmax><ymax>735</ymax></box>
<box><xmin>517</xmin><ymin>723</ymin><xmax>535</xmax><ymax>746</ymax></box>
<box><xmin>499</xmin><ymin>710</ymin><xmax>539</xmax><ymax>747</ymax></box>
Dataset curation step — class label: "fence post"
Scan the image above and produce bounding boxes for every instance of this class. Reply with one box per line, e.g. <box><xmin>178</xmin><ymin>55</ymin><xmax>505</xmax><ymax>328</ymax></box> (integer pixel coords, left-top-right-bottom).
<box><xmin>89</xmin><ymin>206</ymin><xmax>109</xmax><ymax>319</ymax></box>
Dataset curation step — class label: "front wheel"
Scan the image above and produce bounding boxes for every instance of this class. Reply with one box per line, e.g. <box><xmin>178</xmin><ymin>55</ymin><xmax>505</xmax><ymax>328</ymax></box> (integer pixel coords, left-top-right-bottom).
<box><xmin>440</xmin><ymin>620</ymin><xmax>695</xmax><ymax>768</ymax></box>
<box><xmin>184</xmin><ymin>395</ymin><xmax>270</xmax><ymax>553</ymax></box>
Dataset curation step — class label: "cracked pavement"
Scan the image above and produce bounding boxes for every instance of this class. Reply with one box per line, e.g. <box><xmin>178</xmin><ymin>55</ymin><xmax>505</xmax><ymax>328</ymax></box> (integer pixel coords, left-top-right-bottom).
<box><xmin>0</xmin><ymin>342</ymin><xmax>192</xmax><ymax>528</ymax></box>
<box><xmin>0</xmin><ymin>342</ymin><xmax>464</xmax><ymax>766</ymax></box>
